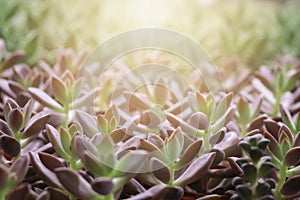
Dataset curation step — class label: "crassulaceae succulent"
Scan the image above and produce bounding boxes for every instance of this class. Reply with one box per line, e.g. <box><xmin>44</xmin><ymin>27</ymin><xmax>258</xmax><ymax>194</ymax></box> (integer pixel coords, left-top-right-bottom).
<box><xmin>1</xmin><ymin>31</ymin><xmax>300</xmax><ymax>200</ymax></box>
<box><xmin>167</xmin><ymin>92</ymin><xmax>236</xmax><ymax>150</ymax></box>
<box><xmin>252</xmin><ymin>63</ymin><xmax>300</xmax><ymax>117</ymax></box>
<box><xmin>0</xmin><ymin>98</ymin><xmax>54</xmax><ymax>152</ymax></box>
<box><xmin>228</xmin><ymin>133</ymin><xmax>276</xmax><ymax>200</ymax></box>
<box><xmin>0</xmin><ymin>155</ymin><xmax>30</xmax><ymax>199</ymax></box>
<box><xmin>28</xmin><ymin>71</ymin><xmax>100</xmax><ymax>126</ymax></box>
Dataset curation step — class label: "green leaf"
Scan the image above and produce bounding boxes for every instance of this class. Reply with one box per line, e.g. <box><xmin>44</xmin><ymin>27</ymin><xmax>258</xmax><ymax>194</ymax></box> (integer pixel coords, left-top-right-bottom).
<box><xmin>46</xmin><ymin>125</ymin><xmax>70</xmax><ymax>160</ymax></box>
<box><xmin>51</xmin><ymin>76</ymin><xmax>69</xmax><ymax>105</ymax></box>
<box><xmin>112</xmin><ymin>150</ymin><xmax>148</xmax><ymax>176</ymax></box>
<box><xmin>60</xmin><ymin>128</ymin><xmax>72</xmax><ymax>155</ymax></box>
<box><xmin>237</xmin><ymin>97</ymin><xmax>250</xmax><ymax>124</ymax></box>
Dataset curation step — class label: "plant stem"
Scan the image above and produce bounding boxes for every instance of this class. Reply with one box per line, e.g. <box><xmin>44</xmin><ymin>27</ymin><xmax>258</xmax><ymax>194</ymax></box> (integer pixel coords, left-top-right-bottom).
<box><xmin>70</xmin><ymin>158</ymin><xmax>78</xmax><ymax>170</ymax></box>
<box><xmin>274</xmin><ymin>162</ymin><xmax>287</xmax><ymax>200</ymax></box>
<box><xmin>169</xmin><ymin>164</ymin><xmax>175</xmax><ymax>186</ymax></box>
<box><xmin>271</xmin><ymin>91</ymin><xmax>282</xmax><ymax>118</ymax></box>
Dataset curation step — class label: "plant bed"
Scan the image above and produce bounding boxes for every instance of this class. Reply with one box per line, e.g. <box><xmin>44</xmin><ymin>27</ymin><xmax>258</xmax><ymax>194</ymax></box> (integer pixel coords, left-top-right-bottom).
<box><xmin>1</xmin><ymin>36</ymin><xmax>300</xmax><ymax>200</ymax></box>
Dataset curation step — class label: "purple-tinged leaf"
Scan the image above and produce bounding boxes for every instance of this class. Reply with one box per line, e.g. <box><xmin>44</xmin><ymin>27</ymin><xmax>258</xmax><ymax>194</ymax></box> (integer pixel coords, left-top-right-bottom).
<box><xmin>28</xmin><ymin>87</ymin><xmax>64</xmax><ymax>112</ymax></box>
<box><xmin>0</xmin><ymin>79</ymin><xmax>16</xmax><ymax>99</ymax></box>
<box><xmin>8</xmin><ymin>81</ymin><xmax>24</xmax><ymax>94</ymax></box>
<box><xmin>0</xmin><ymin>135</ymin><xmax>20</xmax><ymax>157</ymax></box>
<box><xmin>110</xmin><ymin>128</ymin><xmax>126</xmax><ymax>143</ymax></box>
<box><xmin>279</xmin><ymin>124</ymin><xmax>293</xmax><ymax>144</ymax></box>
<box><xmin>55</xmin><ymin>167</ymin><xmax>96</xmax><ymax>200</ymax></box>
<box><xmin>75</xmin><ymin>110</ymin><xmax>97</xmax><ymax>137</ymax></box>
<box><xmin>293</xmin><ymin>132</ymin><xmax>300</xmax><ymax>147</ymax></box>
<box><xmin>37</xmin><ymin>188</ymin><xmax>69</xmax><ymax>200</ymax></box>
<box><xmin>247</xmin><ymin>114</ymin><xmax>267</xmax><ymax>132</ymax></box>
<box><xmin>8</xmin><ymin>108</ymin><xmax>24</xmax><ymax>133</ymax></box>
<box><xmin>228</xmin><ymin>157</ymin><xmax>243</xmax><ymax>176</ymax></box>
<box><xmin>209</xmin><ymin>128</ymin><xmax>225</xmax><ymax>146</ymax></box>
<box><xmin>153</xmin><ymin>186</ymin><xmax>184</xmax><ymax>200</ymax></box>
<box><xmin>6</xmin><ymin>184</ymin><xmax>37</xmax><ymax>200</ymax></box>
<box><xmin>39</xmin><ymin>152</ymin><xmax>65</xmax><ymax>172</ymax></box>
<box><xmin>22</xmin><ymin>100</ymin><xmax>33</xmax><ymax>127</ymax></box>
<box><xmin>210</xmin><ymin>149</ymin><xmax>225</xmax><ymax>166</ymax></box>
<box><xmin>2</xmin><ymin>51</ymin><xmax>25</xmax><ymax>70</ymax></box>
<box><xmin>174</xmin><ymin>152</ymin><xmax>216</xmax><ymax>186</ymax></box>
<box><xmin>10</xmin><ymin>155</ymin><xmax>29</xmax><ymax>183</ymax></box>
<box><xmin>285</xmin><ymin>147</ymin><xmax>300</xmax><ymax>166</ymax></box>
<box><xmin>188</xmin><ymin>112</ymin><xmax>209</xmax><ymax>130</ymax></box>
<box><xmin>150</xmin><ymin>157</ymin><xmax>170</xmax><ymax>183</ymax></box>
<box><xmin>29</xmin><ymin>152</ymin><xmax>62</xmax><ymax>188</ymax></box>
<box><xmin>252</xmin><ymin>79</ymin><xmax>275</xmax><ymax>105</ymax></box>
<box><xmin>82</xmin><ymin>152</ymin><xmax>105</xmax><ymax>177</ymax></box>
<box><xmin>175</xmin><ymin>139</ymin><xmax>202</xmax><ymax>170</ymax></box>
<box><xmin>147</xmin><ymin>133</ymin><xmax>164</xmax><ymax>149</ymax></box>
<box><xmin>254</xmin><ymin>71</ymin><xmax>273</xmax><ymax>91</ymax></box>
<box><xmin>92</xmin><ymin>177</ymin><xmax>114</xmax><ymax>195</ymax></box>
<box><xmin>281</xmin><ymin>175</ymin><xmax>300</xmax><ymax>196</ymax></box>
<box><xmin>166</xmin><ymin>113</ymin><xmax>181</xmax><ymax>128</ymax></box>
<box><xmin>0</xmin><ymin>164</ymin><xmax>8</xmax><ymax>191</ymax></box>
<box><xmin>264</xmin><ymin>119</ymin><xmax>280</xmax><ymax>140</ymax></box>
<box><xmin>196</xmin><ymin>194</ymin><xmax>222</xmax><ymax>200</ymax></box>
<box><xmin>31</xmin><ymin>74</ymin><xmax>42</xmax><ymax>88</ymax></box>
<box><xmin>127</xmin><ymin>184</ymin><xmax>183</xmax><ymax>200</ymax></box>
<box><xmin>23</xmin><ymin>113</ymin><xmax>51</xmax><ymax>139</ymax></box>
<box><xmin>0</xmin><ymin>119</ymin><xmax>13</xmax><ymax>136</ymax></box>
<box><xmin>263</xmin><ymin>131</ymin><xmax>281</xmax><ymax>159</ymax></box>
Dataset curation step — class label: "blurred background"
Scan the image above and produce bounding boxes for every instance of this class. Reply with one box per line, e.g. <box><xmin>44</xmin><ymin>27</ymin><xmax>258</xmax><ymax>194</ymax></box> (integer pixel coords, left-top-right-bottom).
<box><xmin>0</xmin><ymin>0</ymin><xmax>300</xmax><ymax>69</ymax></box>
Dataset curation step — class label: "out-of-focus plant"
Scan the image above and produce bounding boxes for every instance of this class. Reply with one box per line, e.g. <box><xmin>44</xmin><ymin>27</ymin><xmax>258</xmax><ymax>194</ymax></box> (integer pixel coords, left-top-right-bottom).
<box><xmin>235</xmin><ymin>96</ymin><xmax>262</xmax><ymax>136</ymax></box>
<box><xmin>0</xmin><ymin>0</ymin><xmax>38</xmax><ymax>65</ymax></box>
<box><xmin>252</xmin><ymin>64</ymin><xmax>300</xmax><ymax>117</ymax></box>
<box><xmin>276</xmin><ymin>0</ymin><xmax>300</xmax><ymax>58</ymax></box>
<box><xmin>229</xmin><ymin>133</ymin><xmax>276</xmax><ymax>200</ymax></box>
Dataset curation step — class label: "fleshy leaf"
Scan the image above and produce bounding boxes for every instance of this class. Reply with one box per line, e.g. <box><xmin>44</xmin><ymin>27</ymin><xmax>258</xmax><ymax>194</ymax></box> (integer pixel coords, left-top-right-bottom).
<box><xmin>51</xmin><ymin>76</ymin><xmax>69</xmax><ymax>105</ymax></box>
<box><xmin>150</xmin><ymin>157</ymin><xmax>171</xmax><ymax>184</ymax></box>
<box><xmin>92</xmin><ymin>177</ymin><xmax>114</xmax><ymax>195</ymax></box>
<box><xmin>175</xmin><ymin>139</ymin><xmax>202</xmax><ymax>170</ymax></box>
<box><xmin>0</xmin><ymin>135</ymin><xmax>20</xmax><ymax>157</ymax></box>
<box><xmin>112</xmin><ymin>150</ymin><xmax>148</xmax><ymax>175</ymax></box>
<box><xmin>285</xmin><ymin>146</ymin><xmax>300</xmax><ymax>166</ymax></box>
<box><xmin>188</xmin><ymin>112</ymin><xmax>209</xmax><ymax>130</ymax></box>
<box><xmin>28</xmin><ymin>87</ymin><xmax>64</xmax><ymax>112</ymax></box>
<box><xmin>55</xmin><ymin>167</ymin><xmax>96</xmax><ymax>199</ymax></box>
<box><xmin>281</xmin><ymin>175</ymin><xmax>300</xmax><ymax>196</ymax></box>
<box><xmin>174</xmin><ymin>152</ymin><xmax>216</xmax><ymax>186</ymax></box>
<box><xmin>23</xmin><ymin>113</ymin><xmax>51</xmax><ymax>139</ymax></box>
<box><xmin>8</xmin><ymin>108</ymin><xmax>24</xmax><ymax>133</ymax></box>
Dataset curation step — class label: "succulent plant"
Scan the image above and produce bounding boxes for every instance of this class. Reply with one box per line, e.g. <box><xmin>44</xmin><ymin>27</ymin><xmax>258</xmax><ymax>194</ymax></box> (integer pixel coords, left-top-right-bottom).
<box><xmin>229</xmin><ymin>133</ymin><xmax>276</xmax><ymax>200</ymax></box>
<box><xmin>252</xmin><ymin>62</ymin><xmax>300</xmax><ymax>117</ymax></box>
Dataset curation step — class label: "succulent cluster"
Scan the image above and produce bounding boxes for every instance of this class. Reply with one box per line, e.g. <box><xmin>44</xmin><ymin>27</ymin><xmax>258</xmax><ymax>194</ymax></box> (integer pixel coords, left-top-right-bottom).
<box><xmin>1</xmin><ymin>34</ymin><xmax>300</xmax><ymax>200</ymax></box>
